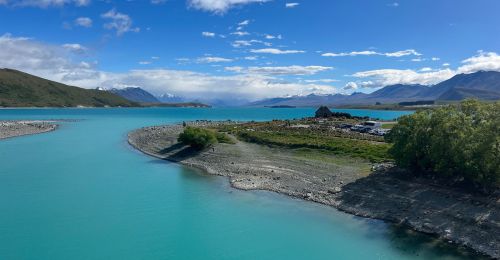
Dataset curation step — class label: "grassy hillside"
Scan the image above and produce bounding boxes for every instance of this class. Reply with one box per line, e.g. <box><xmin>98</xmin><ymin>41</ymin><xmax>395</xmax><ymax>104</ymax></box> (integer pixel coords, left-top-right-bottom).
<box><xmin>0</xmin><ymin>69</ymin><xmax>138</xmax><ymax>107</ymax></box>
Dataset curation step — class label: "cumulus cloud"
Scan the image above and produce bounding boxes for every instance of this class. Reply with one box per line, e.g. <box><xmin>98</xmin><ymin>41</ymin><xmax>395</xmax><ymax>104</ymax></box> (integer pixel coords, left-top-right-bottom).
<box><xmin>101</xmin><ymin>9</ymin><xmax>139</xmax><ymax>36</ymax></box>
<box><xmin>0</xmin><ymin>34</ymin><xmax>338</xmax><ymax>100</ymax></box>
<box><xmin>322</xmin><ymin>49</ymin><xmax>421</xmax><ymax>58</ymax></box>
<box><xmin>285</xmin><ymin>2</ymin><xmax>299</xmax><ymax>8</ymax></box>
<box><xmin>344</xmin><ymin>82</ymin><xmax>358</xmax><ymax>90</ymax></box>
<box><xmin>225</xmin><ymin>65</ymin><xmax>332</xmax><ymax>75</ymax></box>
<box><xmin>75</xmin><ymin>17</ymin><xmax>92</xmax><ymax>28</ymax></box>
<box><xmin>352</xmin><ymin>69</ymin><xmax>455</xmax><ymax>87</ymax></box>
<box><xmin>250</xmin><ymin>48</ymin><xmax>305</xmax><ymax>54</ymax></box>
<box><xmin>0</xmin><ymin>0</ymin><xmax>90</xmax><ymax>7</ymax></box>
<box><xmin>188</xmin><ymin>0</ymin><xmax>268</xmax><ymax>14</ymax></box>
<box><xmin>457</xmin><ymin>51</ymin><xmax>500</xmax><ymax>74</ymax></box>
<box><xmin>350</xmin><ymin>52</ymin><xmax>500</xmax><ymax>87</ymax></box>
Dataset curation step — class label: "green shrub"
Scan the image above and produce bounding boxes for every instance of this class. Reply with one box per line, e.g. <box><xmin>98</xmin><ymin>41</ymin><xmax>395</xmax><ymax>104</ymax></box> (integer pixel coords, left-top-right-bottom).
<box><xmin>386</xmin><ymin>100</ymin><xmax>500</xmax><ymax>190</ymax></box>
<box><xmin>216</xmin><ymin>132</ymin><xmax>234</xmax><ymax>144</ymax></box>
<box><xmin>178</xmin><ymin>127</ymin><xmax>218</xmax><ymax>149</ymax></box>
<box><xmin>238</xmin><ymin>131</ymin><xmax>391</xmax><ymax>162</ymax></box>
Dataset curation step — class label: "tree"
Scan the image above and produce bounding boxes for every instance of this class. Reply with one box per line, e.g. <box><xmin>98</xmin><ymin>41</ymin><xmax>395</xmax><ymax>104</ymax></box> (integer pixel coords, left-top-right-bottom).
<box><xmin>386</xmin><ymin>100</ymin><xmax>500</xmax><ymax>191</ymax></box>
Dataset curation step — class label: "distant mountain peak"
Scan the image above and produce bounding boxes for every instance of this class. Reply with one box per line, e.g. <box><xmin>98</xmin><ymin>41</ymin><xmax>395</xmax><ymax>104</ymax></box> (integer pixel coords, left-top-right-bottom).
<box><xmin>109</xmin><ymin>87</ymin><xmax>159</xmax><ymax>103</ymax></box>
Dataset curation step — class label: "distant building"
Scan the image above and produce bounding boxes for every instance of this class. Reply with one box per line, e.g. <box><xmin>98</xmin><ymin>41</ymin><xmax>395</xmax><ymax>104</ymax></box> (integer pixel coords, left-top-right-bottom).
<box><xmin>315</xmin><ymin>106</ymin><xmax>333</xmax><ymax>118</ymax></box>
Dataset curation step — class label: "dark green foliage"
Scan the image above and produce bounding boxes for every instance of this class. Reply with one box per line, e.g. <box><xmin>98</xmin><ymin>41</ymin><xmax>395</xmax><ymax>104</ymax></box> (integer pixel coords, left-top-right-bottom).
<box><xmin>0</xmin><ymin>69</ymin><xmax>137</xmax><ymax>107</ymax></box>
<box><xmin>386</xmin><ymin>100</ymin><xmax>500</xmax><ymax>190</ymax></box>
<box><xmin>216</xmin><ymin>132</ymin><xmax>235</xmax><ymax>144</ymax></box>
<box><xmin>178</xmin><ymin>127</ymin><xmax>218</xmax><ymax>149</ymax></box>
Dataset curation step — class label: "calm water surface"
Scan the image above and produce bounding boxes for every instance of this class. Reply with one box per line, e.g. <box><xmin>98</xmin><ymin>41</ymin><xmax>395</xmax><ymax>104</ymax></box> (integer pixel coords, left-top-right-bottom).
<box><xmin>0</xmin><ymin>108</ymin><xmax>477</xmax><ymax>259</ymax></box>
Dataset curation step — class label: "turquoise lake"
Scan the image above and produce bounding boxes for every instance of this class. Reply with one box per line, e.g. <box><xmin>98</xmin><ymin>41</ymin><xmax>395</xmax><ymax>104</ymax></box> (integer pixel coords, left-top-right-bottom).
<box><xmin>0</xmin><ymin>108</ymin><xmax>477</xmax><ymax>259</ymax></box>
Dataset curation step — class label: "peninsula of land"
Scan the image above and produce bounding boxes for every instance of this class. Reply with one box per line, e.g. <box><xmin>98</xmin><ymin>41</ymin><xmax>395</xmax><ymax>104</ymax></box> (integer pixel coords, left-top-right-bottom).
<box><xmin>0</xmin><ymin>120</ymin><xmax>58</xmax><ymax>140</ymax></box>
<box><xmin>129</xmin><ymin>121</ymin><xmax>499</xmax><ymax>259</ymax></box>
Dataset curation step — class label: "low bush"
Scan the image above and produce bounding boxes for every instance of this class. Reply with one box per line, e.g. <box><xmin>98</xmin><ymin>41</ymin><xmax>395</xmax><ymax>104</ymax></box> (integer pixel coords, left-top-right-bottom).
<box><xmin>178</xmin><ymin>126</ymin><xmax>234</xmax><ymax>149</ymax></box>
<box><xmin>178</xmin><ymin>127</ymin><xmax>217</xmax><ymax>149</ymax></box>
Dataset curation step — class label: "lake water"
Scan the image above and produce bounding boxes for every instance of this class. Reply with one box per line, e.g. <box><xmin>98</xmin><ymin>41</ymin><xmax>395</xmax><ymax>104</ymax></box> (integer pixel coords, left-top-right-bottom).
<box><xmin>0</xmin><ymin>108</ymin><xmax>476</xmax><ymax>259</ymax></box>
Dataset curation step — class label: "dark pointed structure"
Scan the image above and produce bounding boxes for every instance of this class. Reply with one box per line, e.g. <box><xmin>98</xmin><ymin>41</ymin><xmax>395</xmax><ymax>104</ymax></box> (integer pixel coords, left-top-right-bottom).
<box><xmin>315</xmin><ymin>106</ymin><xmax>333</xmax><ymax>118</ymax></box>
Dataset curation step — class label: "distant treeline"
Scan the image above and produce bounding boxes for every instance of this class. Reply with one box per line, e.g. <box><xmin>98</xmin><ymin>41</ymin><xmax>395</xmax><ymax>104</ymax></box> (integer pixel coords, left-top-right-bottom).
<box><xmin>398</xmin><ymin>100</ymin><xmax>435</xmax><ymax>106</ymax></box>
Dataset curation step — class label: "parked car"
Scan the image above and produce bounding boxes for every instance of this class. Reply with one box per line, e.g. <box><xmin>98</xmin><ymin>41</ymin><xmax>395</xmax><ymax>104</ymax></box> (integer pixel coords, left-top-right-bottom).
<box><xmin>351</xmin><ymin>124</ymin><xmax>369</xmax><ymax>132</ymax></box>
<box><xmin>339</xmin><ymin>123</ymin><xmax>353</xmax><ymax>129</ymax></box>
<box><xmin>362</xmin><ymin>121</ymin><xmax>382</xmax><ymax>130</ymax></box>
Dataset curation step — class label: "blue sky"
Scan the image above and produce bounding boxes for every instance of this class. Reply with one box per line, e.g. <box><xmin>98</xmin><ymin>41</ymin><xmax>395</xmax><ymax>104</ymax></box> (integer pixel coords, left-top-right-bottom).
<box><xmin>0</xmin><ymin>0</ymin><xmax>499</xmax><ymax>101</ymax></box>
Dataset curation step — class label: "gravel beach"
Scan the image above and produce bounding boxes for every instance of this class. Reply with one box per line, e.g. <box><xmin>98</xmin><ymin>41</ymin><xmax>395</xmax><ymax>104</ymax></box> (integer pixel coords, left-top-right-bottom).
<box><xmin>129</xmin><ymin>123</ymin><xmax>499</xmax><ymax>258</ymax></box>
<box><xmin>0</xmin><ymin>120</ymin><xmax>58</xmax><ymax>140</ymax></box>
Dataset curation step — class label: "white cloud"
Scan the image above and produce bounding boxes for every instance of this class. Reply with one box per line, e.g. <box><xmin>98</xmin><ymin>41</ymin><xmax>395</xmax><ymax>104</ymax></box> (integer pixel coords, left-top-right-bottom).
<box><xmin>139</xmin><ymin>61</ymin><xmax>151</xmax><ymax>65</ymax></box>
<box><xmin>344</xmin><ymin>82</ymin><xmax>358</xmax><ymax>90</ymax></box>
<box><xmin>322</xmin><ymin>50</ymin><xmax>378</xmax><ymax>57</ymax></box>
<box><xmin>352</xmin><ymin>69</ymin><xmax>455</xmax><ymax>87</ymax></box>
<box><xmin>244</xmin><ymin>56</ymin><xmax>258</xmax><ymax>60</ymax></box>
<box><xmin>75</xmin><ymin>17</ymin><xmax>92</xmax><ymax>28</ymax></box>
<box><xmin>322</xmin><ymin>49</ymin><xmax>422</xmax><ymax>58</ymax></box>
<box><xmin>231</xmin><ymin>39</ymin><xmax>270</xmax><ymax>48</ymax></box>
<box><xmin>151</xmin><ymin>0</ymin><xmax>167</xmax><ymax>4</ymax></box>
<box><xmin>188</xmin><ymin>0</ymin><xmax>269</xmax><ymax>14</ymax></box>
<box><xmin>231</xmin><ymin>31</ymin><xmax>250</xmax><ymax>36</ymax></box>
<box><xmin>457</xmin><ymin>51</ymin><xmax>500</xmax><ymax>74</ymax></box>
<box><xmin>226</xmin><ymin>65</ymin><xmax>332</xmax><ymax>75</ymax></box>
<box><xmin>197</xmin><ymin>56</ymin><xmax>233</xmax><ymax>63</ymax></box>
<box><xmin>0</xmin><ymin>34</ymin><xmax>338</xmax><ymax>100</ymax></box>
<box><xmin>250</xmin><ymin>48</ymin><xmax>305</xmax><ymax>54</ymax></box>
<box><xmin>202</xmin><ymin>31</ymin><xmax>216</xmax><ymax>37</ymax></box>
<box><xmin>431</xmin><ymin>57</ymin><xmax>440</xmax><ymax>61</ymax></box>
<box><xmin>419</xmin><ymin>67</ymin><xmax>432</xmax><ymax>72</ymax></box>
<box><xmin>62</xmin><ymin>43</ymin><xmax>87</xmax><ymax>54</ymax></box>
<box><xmin>353</xmin><ymin>51</ymin><xmax>500</xmax><ymax>87</ymax></box>
<box><xmin>303</xmin><ymin>79</ymin><xmax>338</xmax><ymax>83</ymax></box>
<box><xmin>238</xmin><ymin>19</ymin><xmax>250</xmax><ymax>26</ymax></box>
<box><xmin>264</xmin><ymin>34</ymin><xmax>282</xmax><ymax>40</ymax></box>
<box><xmin>285</xmin><ymin>2</ymin><xmax>299</xmax><ymax>8</ymax></box>
<box><xmin>101</xmin><ymin>9</ymin><xmax>140</xmax><ymax>36</ymax></box>
<box><xmin>0</xmin><ymin>0</ymin><xmax>90</xmax><ymax>7</ymax></box>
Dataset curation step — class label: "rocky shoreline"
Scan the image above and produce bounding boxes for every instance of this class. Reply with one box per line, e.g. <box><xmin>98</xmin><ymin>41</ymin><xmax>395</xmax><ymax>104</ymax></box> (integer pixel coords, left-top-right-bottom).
<box><xmin>0</xmin><ymin>120</ymin><xmax>58</xmax><ymax>140</ymax></box>
<box><xmin>128</xmin><ymin>123</ymin><xmax>499</xmax><ymax>259</ymax></box>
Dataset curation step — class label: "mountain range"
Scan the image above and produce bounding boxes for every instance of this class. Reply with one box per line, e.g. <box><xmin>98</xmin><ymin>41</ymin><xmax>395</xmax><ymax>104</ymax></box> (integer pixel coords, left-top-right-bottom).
<box><xmin>2</xmin><ymin>69</ymin><xmax>499</xmax><ymax>108</ymax></box>
<box><xmin>109</xmin><ymin>87</ymin><xmax>161</xmax><ymax>103</ymax></box>
<box><xmin>250</xmin><ymin>71</ymin><xmax>500</xmax><ymax>107</ymax></box>
<box><xmin>0</xmin><ymin>69</ymin><xmax>137</xmax><ymax>107</ymax></box>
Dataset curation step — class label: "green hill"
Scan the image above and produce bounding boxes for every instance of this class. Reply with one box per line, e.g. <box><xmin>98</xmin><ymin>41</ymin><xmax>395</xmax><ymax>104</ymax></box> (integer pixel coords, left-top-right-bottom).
<box><xmin>0</xmin><ymin>69</ymin><xmax>138</xmax><ymax>107</ymax></box>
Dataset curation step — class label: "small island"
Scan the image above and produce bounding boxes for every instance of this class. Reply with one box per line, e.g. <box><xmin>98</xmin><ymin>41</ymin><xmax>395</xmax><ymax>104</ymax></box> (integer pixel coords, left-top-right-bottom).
<box><xmin>129</xmin><ymin>100</ymin><xmax>499</xmax><ymax>258</ymax></box>
<box><xmin>0</xmin><ymin>120</ymin><xmax>58</xmax><ymax>140</ymax></box>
